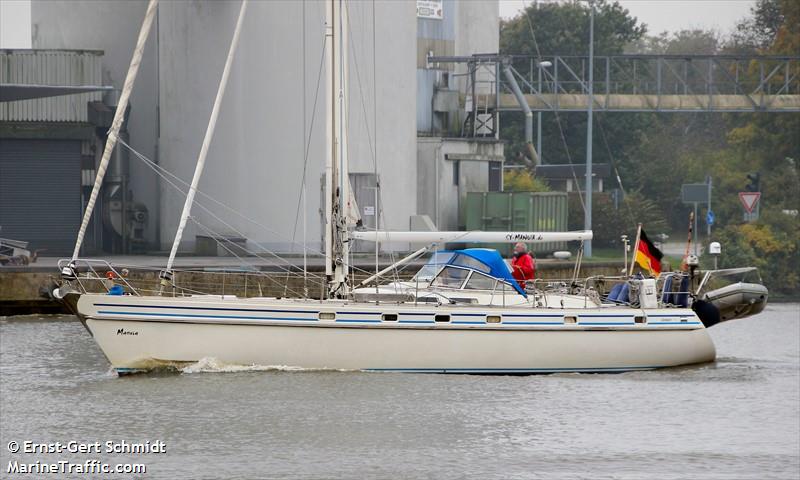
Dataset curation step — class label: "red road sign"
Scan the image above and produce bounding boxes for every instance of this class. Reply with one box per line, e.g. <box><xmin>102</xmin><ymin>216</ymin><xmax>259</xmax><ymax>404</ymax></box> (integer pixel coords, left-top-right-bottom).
<box><xmin>739</xmin><ymin>192</ymin><xmax>761</xmax><ymax>213</ymax></box>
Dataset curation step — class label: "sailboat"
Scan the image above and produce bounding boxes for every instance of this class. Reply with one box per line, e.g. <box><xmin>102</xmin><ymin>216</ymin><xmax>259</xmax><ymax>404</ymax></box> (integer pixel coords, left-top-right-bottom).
<box><xmin>55</xmin><ymin>0</ymin><xmax>765</xmax><ymax>375</ymax></box>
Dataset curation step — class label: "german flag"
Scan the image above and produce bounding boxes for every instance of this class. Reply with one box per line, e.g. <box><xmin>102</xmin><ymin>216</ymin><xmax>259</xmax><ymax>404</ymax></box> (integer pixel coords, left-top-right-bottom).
<box><xmin>634</xmin><ymin>228</ymin><xmax>664</xmax><ymax>276</ymax></box>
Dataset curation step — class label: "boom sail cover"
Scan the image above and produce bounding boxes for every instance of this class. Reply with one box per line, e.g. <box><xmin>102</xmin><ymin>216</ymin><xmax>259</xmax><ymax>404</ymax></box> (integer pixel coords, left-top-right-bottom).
<box><xmin>351</xmin><ymin>230</ymin><xmax>593</xmax><ymax>244</ymax></box>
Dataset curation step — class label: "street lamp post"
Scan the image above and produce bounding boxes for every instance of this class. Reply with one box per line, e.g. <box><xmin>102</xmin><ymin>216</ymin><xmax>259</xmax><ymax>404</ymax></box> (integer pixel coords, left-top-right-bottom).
<box><xmin>536</xmin><ymin>60</ymin><xmax>551</xmax><ymax>166</ymax></box>
<box><xmin>584</xmin><ymin>0</ymin><xmax>595</xmax><ymax>257</ymax></box>
<box><xmin>537</xmin><ymin>64</ymin><xmax>543</xmax><ymax>165</ymax></box>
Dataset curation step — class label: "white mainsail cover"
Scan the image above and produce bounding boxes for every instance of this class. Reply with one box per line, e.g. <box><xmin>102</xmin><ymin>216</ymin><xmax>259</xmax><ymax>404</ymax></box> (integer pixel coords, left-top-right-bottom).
<box><xmin>350</xmin><ymin>230</ymin><xmax>593</xmax><ymax>243</ymax></box>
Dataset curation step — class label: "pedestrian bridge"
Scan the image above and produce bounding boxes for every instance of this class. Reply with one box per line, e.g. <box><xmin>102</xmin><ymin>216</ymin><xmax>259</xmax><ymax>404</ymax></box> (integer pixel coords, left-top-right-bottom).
<box><xmin>429</xmin><ymin>54</ymin><xmax>800</xmax><ymax>114</ymax></box>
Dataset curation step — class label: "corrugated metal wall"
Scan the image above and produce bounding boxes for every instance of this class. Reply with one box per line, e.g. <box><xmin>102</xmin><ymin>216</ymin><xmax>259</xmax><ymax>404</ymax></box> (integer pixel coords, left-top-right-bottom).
<box><xmin>417</xmin><ymin>0</ymin><xmax>455</xmax><ymax>134</ymax></box>
<box><xmin>0</xmin><ymin>49</ymin><xmax>103</xmax><ymax>122</ymax></box>
<box><xmin>417</xmin><ymin>70</ymin><xmax>436</xmax><ymax>132</ymax></box>
<box><xmin>0</xmin><ymin>139</ymin><xmax>82</xmax><ymax>254</ymax></box>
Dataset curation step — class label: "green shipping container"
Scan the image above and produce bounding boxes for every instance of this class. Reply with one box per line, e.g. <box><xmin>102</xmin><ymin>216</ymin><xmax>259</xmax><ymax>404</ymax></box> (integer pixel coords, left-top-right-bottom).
<box><xmin>463</xmin><ymin>191</ymin><xmax>569</xmax><ymax>255</ymax></box>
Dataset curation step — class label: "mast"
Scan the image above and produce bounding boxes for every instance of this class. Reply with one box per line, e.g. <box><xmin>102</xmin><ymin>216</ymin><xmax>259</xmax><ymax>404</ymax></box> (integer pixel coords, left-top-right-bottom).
<box><xmin>324</xmin><ymin>0</ymin><xmax>335</xmax><ymax>282</ymax></box>
<box><xmin>338</xmin><ymin>0</ymin><xmax>352</xmax><ymax>294</ymax></box>
<box><xmin>325</xmin><ymin>0</ymin><xmax>351</xmax><ymax>297</ymax></box>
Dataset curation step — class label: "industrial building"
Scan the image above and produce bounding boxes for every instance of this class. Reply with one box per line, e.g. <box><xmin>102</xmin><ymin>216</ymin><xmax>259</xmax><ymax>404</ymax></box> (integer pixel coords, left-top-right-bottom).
<box><xmin>0</xmin><ymin>0</ymin><xmax>502</xmax><ymax>256</ymax></box>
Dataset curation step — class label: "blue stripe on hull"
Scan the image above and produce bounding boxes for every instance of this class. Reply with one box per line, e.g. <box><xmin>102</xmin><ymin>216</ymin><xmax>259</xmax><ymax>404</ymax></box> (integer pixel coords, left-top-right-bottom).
<box><xmin>93</xmin><ymin>310</ymin><xmax>702</xmax><ymax>328</ymax></box>
<box><xmin>115</xmin><ymin>366</ymin><xmax>663</xmax><ymax>375</ymax></box>
<box><xmin>94</xmin><ymin>303</ymin><xmax>319</xmax><ymax>314</ymax></box>
<box><xmin>365</xmin><ymin>366</ymin><xmax>663</xmax><ymax>373</ymax></box>
<box><xmin>579</xmin><ymin>322</ymin><xmax>635</xmax><ymax>326</ymax></box>
<box><xmin>502</xmin><ymin>321</ymin><xmax>562</xmax><ymax>325</ymax></box>
<box><xmin>97</xmin><ymin>310</ymin><xmax>316</xmax><ymax>322</ymax></box>
<box><xmin>335</xmin><ymin>319</ymin><xmax>381</xmax><ymax>324</ymax></box>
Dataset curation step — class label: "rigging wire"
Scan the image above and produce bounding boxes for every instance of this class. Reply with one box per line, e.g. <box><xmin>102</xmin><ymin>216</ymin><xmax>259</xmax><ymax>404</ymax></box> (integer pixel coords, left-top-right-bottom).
<box><xmin>283</xmin><ymin>0</ymin><xmax>312</xmax><ymax>297</ymax></box>
<box><xmin>595</xmin><ymin>113</ymin><xmax>639</xmax><ymax>229</ymax></box>
<box><xmin>519</xmin><ymin>0</ymin><xmax>586</xmax><ymax>211</ymax></box>
<box><xmin>290</xmin><ymin>31</ymin><xmax>328</xmax><ymax>252</ymax></box>
<box><xmin>528</xmin><ymin>0</ymin><xmax>646</xmax><ymax>234</ymax></box>
<box><xmin>343</xmin><ymin>4</ymin><xmax>377</xmax><ymax>172</ymax></box>
<box><xmin>529</xmin><ymin>0</ymin><xmax>636</xmax><ymax>231</ymax></box>
<box><xmin>343</xmin><ymin>1</ymin><xmax>401</xmax><ymax>287</ymax></box>
<box><xmin>119</xmin><ymin>138</ymin><xmax>327</xmax><ymax>286</ymax></box>
<box><xmin>119</xmin><ymin>137</ymin><xmax>405</xmax><ymax>284</ymax></box>
<box><xmin>119</xmin><ymin>4</ymin><xmax>467</xmax><ymax>295</ymax></box>
<box><xmin>188</xmin><ymin>216</ymin><xmax>308</xmax><ymax>298</ymax></box>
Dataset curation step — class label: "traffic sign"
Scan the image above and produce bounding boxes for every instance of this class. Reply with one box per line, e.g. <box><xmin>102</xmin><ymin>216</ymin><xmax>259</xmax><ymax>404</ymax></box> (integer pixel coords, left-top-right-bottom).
<box><xmin>706</xmin><ymin>210</ymin><xmax>715</xmax><ymax>226</ymax></box>
<box><xmin>739</xmin><ymin>192</ymin><xmax>761</xmax><ymax>213</ymax></box>
<box><xmin>682</xmin><ymin>183</ymin><xmax>709</xmax><ymax>204</ymax></box>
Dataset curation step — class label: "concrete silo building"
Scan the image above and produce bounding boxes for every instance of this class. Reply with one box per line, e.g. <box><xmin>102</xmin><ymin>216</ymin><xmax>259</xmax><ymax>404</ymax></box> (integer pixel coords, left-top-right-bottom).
<box><xmin>1</xmin><ymin>0</ymin><xmax>500</xmax><ymax>256</ymax></box>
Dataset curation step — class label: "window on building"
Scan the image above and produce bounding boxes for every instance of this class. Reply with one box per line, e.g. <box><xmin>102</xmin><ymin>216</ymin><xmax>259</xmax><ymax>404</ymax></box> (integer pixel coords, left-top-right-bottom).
<box><xmin>489</xmin><ymin>161</ymin><xmax>502</xmax><ymax>192</ymax></box>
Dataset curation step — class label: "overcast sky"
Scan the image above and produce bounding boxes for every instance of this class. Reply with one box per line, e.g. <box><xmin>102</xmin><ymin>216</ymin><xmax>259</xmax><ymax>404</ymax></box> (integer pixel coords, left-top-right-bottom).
<box><xmin>498</xmin><ymin>0</ymin><xmax>757</xmax><ymax>36</ymax></box>
<box><xmin>2</xmin><ymin>1</ymin><xmax>760</xmax><ymax>50</ymax></box>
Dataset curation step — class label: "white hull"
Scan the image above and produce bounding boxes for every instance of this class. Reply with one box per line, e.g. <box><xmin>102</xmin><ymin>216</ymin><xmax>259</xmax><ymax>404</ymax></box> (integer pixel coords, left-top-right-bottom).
<box><xmin>75</xmin><ymin>294</ymin><xmax>716</xmax><ymax>374</ymax></box>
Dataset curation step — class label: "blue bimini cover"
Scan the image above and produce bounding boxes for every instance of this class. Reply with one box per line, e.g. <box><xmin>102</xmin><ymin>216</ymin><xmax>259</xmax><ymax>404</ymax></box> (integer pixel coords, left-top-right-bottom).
<box><xmin>447</xmin><ymin>248</ymin><xmax>527</xmax><ymax>297</ymax></box>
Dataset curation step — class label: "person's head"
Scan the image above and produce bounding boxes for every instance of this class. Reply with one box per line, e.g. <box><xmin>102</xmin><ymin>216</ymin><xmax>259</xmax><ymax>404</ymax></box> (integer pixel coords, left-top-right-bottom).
<box><xmin>513</xmin><ymin>242</ymin><xmax>527</xmax><ymax>257</ymax></box>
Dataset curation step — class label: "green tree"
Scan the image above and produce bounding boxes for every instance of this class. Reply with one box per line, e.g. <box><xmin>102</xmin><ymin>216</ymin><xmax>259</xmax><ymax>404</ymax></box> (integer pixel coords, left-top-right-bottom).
<box><xmin>500</xmin><ymin>0</ymin><xmax>799</xmax><ymax>290</ymax></box>
<box><xmin>701</xmin><ymin>0</ymin><xmax>799</xmax><ymax>295</ymax></box>
<box><xmin>503</xmin><ymin>169</ymin><xmax>551</xmax><ymax>192</ymax></box>
<box><xmin>568</xmin><ymin>191</ymin><xmax>667</xmax><ymax>248</ymax></box>
<box><xmin>731</xmin><ymin>0</ymin><xmax>787</xmax><ymax>51</ymax></box>
<box><xmin>629</xmin><ymin>29</ymin><xmax>722</xmax><ymax>55</ymax></box>
<box><xmin>716</xmin><ymin>212</ymin><xmax>799</xmax><ymax>295</ymax></box>
<box><xmin>499</xmin><ymin>1</ymin><xmax>649</xmax><ymax>172</ymax></box>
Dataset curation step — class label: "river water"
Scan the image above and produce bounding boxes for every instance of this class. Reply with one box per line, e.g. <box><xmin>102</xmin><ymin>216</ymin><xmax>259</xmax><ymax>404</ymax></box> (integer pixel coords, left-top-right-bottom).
<box><xmin>1</xmin><ymin>304</ymin><xmax>798</xmax><ymax>479</ymax></box>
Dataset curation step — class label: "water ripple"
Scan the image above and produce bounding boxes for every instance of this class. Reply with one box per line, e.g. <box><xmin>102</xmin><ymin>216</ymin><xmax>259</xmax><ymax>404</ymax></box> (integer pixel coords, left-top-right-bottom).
<box><xmin>1</xmin><ymin>306</ymin><xmax>798</xmax><ymax>479</ymax></box>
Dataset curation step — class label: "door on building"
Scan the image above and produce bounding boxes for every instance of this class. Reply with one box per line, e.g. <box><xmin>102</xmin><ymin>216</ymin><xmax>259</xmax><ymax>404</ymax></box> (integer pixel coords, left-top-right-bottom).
<box><xmin>0</xmin><ymin>139</ymin><xmax>82</xmax><ymax>255</ymax></box>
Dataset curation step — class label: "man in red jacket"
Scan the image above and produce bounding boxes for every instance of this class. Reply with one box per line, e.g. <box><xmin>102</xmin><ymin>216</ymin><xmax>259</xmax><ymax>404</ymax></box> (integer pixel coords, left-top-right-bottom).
<box><xmin>511</xmin><ymin>242</ymin><xmax>535</xmax><ymax>289</ymax></box>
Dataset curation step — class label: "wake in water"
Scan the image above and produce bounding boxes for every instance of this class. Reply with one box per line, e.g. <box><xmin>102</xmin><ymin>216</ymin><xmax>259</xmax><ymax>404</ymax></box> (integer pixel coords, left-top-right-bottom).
<box><xmin>180</xmin><ymin>357</ymin><xmax>355</xmax><ymax>374</ymax></box>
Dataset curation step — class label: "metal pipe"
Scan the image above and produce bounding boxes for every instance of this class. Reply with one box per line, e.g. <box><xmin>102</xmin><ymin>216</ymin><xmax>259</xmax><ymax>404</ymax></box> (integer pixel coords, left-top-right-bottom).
<box><xmin>502</xmin><ymin>61</ymin><xmax>539</xmax><ymax>167</ymax></box>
